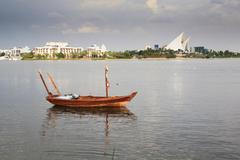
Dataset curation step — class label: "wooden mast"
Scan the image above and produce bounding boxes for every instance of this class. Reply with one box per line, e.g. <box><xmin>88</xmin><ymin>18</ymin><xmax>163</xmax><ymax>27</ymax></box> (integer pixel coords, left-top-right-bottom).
<box><xmin>105</xmin><ymin>66</ymin><xmax>110</xmax><ymax>97</ymax></box>
<box><xmin>38</xmin><ymin>71</ymin><xmax>52</xmax><ymax>95</ymax></box>
<box><xmin>47</xmin><ymin>73</ymin><xmax>61</xmax><ymax>95</ymax></box>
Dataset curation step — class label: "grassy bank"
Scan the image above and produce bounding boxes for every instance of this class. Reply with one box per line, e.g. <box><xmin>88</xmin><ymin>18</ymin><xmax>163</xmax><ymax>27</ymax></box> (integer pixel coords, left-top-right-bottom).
<box><xmin>21</xmin><ymin>49</ymin><xmax>240</xmax><ymax>60</ymax></box>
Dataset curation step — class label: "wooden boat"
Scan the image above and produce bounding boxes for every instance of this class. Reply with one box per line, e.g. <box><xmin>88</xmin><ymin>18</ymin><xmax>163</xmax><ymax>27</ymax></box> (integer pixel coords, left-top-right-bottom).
<box><xmin>39</xmin><ymin>66</ymin><xmax>137</xmax><ymax>108</ymax></box>
<box><xmin>45</xmin><ymin>92</ymin><xmax>137</xmax><ymax>108</ymax></box>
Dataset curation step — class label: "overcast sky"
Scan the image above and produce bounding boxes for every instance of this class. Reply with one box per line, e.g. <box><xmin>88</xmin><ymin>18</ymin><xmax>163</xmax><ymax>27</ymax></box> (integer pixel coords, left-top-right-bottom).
<box><xmin>0</xmin><ymin>0</ymin><xmax>240</xmax><ymax>51</ymax></box>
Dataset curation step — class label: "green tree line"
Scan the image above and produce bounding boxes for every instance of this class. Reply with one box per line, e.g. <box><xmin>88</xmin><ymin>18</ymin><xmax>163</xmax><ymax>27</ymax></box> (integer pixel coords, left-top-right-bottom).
<box><xmin>20</xmin><ymin>49</ymin><xmax>240</xmax><ymax>60</ymax></box>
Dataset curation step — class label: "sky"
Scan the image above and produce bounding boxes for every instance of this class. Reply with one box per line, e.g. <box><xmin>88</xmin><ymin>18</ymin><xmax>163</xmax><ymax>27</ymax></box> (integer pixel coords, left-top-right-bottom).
<box><xmin>0</xmin><ymin>0</ymin><xmax>240</xmax><ymax>51</ymax></box>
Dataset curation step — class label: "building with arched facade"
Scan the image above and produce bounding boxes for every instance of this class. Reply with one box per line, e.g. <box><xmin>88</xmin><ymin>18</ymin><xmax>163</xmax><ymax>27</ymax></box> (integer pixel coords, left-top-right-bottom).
<box><xmin>33</xmin><ymin>42</ymin><xmax>83</xmax><ymax>58</ymax></box>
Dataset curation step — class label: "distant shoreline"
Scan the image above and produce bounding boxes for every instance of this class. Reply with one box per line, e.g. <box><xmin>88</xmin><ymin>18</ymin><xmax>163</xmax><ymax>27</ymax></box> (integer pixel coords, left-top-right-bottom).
<box><xmin>19</xmin><ymin>49</ymin><xmax>240</xmax><ymax>60</ymax></box>
<box><xmin>19</xmin><ymin>57</ymin><xmax>240</xmax><ymax>61</ymax></box>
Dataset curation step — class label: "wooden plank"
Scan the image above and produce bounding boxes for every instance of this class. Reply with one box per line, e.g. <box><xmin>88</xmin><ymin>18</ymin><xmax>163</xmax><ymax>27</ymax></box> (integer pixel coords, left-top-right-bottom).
<box><xmin>47</xmin><ymin>73</ymin><xmax>61</xmax><ymax>95</ymax></box>
<box><xmin>38</xmin><ymin>71</ymin><xmax>52</xmax><ymax>95</ymax></box>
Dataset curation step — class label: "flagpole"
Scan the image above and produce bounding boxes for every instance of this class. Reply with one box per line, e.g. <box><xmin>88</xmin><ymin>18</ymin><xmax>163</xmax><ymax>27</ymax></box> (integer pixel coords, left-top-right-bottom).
<box><xmin>105</xmin><ymin>66</ymin><xmax>109</xmax><ymax>97</ymax></box>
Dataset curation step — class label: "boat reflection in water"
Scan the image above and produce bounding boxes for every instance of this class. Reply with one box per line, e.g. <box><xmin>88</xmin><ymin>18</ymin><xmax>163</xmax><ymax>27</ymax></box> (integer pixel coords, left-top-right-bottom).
<box><xmin>43</xmin><ymin>105</ymin><xmax>136</xmax><ymax>132</ymax></box>
<box><xmin>41</xmin><ymin>106</ymin><xmax>136</xmax><ymax>159</ymax></box>
<box><xmin>47</xmin><ymin>105</ymin><xmax>135</xmax><ymax>117</ymax></box>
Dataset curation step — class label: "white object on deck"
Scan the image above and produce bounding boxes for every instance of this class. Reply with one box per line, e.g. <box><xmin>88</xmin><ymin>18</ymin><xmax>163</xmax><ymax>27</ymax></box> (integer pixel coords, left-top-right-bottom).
<box><xmin>55</xmin><ymin>94</ymin><xmax>80</xmax><ymax>100</ymax></box>
<box><xmin>56</xmin><ymin>95</ymin><xmax>73</xmax><ymax>100</ymax></box>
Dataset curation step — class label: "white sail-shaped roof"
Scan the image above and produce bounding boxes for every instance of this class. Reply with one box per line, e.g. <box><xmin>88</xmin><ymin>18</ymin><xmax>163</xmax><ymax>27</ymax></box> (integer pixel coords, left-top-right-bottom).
<box><xmin>166</xmin><ymin>32</ymin><xmax>190</xmax><ymax>52</ymax></box>
<box><xmin>182</xmin><ymin>37</ymin><xmax>190</xmax><ymax>51</ymax></box>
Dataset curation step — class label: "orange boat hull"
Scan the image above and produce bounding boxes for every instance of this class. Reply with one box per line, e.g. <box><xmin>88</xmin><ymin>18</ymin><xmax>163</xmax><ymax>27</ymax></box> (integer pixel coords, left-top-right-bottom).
<box><xmin>46</xmin><ymin>92</ymin><xmax>137</xmax><ymax>108</ymax></box>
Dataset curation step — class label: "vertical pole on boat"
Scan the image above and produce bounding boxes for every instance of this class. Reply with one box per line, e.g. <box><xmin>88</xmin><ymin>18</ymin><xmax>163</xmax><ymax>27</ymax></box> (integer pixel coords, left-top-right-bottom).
<box><xmin>105</xmin><ymin>65</ymin><xmax>110</xmax><ymax>97</ymax></box>
<box><xmin>47</xmin><ymin>73</ymin><xmax>61</xmax><ymax>95</ymax></box>
<box><xmin>38</xmin><ymin>71</ymin><xmax>51</xmax><ymax>95</ymax></box>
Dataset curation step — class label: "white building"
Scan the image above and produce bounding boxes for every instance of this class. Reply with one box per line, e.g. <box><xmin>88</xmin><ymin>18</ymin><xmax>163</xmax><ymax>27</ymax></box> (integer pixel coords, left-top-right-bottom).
<box><xmin>165</xmin><ymin>32</ymin><xmax>190</xmax><ymax>52</ymax></box>
<box><xmin>0</xmin><ymin>49</ymin><xmax>11</xmax><ymax>55</ymax></box>
<box><xmin>33</xmin><ymin>42</ymin><xmax>84</xmax><ymax>58</ymax></box>
<box><xmin>11</xmin><ymin>46</ymin><xmax>31</xmax><ymax>56</ymax></box>
<box><xmin>0</xmin><ymin>46</ymin><xmax>30</xmax><ymax>56</ymax></box>
<box><xmin>87</xmin><ymin>44</ymin><xmax>107</xmax><ymax>53</ymax></box>
<box><xmin>144</xmin><ymin>44</ymin><xmax>151</xmax><ymax>50</ymax></box>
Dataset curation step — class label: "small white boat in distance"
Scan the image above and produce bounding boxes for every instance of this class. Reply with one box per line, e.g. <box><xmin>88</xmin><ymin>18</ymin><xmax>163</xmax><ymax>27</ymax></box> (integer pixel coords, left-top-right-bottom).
<box><xmin>9</xmin><ymin>56</ymin><xmax>22</xmax><ymax>61</ymax></box>
<box><xmin>0</xmin><ymin>56</ymin><xmax>9</xmax><ymax>60</ymax></box>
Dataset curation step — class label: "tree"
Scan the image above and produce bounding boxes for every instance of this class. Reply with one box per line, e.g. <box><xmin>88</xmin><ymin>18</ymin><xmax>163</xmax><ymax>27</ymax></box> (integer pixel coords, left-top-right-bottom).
<box><xmin>0</xmin><ymin>52</ymin><xmax>5</xmax><ymax>56</ymax></box>
<box><xmin>55</xmin><ymin>52</ymin><xmax>65</xmax><ymax>59</ymax></box>
<box><xmin>22</xmin><ymin>52</ymin><xmax>34</xmax><ymax>59</ymax></box>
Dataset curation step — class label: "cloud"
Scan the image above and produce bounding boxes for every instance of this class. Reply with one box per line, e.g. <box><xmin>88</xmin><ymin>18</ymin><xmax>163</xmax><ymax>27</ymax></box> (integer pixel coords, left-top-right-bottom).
<box><xmin>47</xmin><ymin>12</ymin><xmax>64</xmax><ymax>18</ymax></box>
<box><xmin>207</xmin><ymin>0</ymin><xmax>240</xmax><ymax>24</ymax></box>
<box><xmin>80</xmin><ymin>0</ymin><xmax>123</xmax><ymax>8</ymax></box>
<box><xmin>61</xmin><ymin>23</ymin><xmax>122</xmax><ymax>35</ymax></box>
<box><xmin>29</xmin><ymin>24</ymin><xmax>40</xmax><ymax>29</ymax></box>
<box><xmin>1</xmin><ymin>0</ymin><xmax>240</xmax><ymax>51</ymax></box>
<box><xmin>61</xmin><ymin>28</ymin><xmax>76</xmax><ymax>35</ymax></box>
<box><xmin>78</xmin><ymin>24</ymin><xmax>100</xmax><ymax>33</ymax></box>
<box><xmin>146</xmin><ymin>0</ymin><xmax>158</xmax><ymax>13</ymax></box>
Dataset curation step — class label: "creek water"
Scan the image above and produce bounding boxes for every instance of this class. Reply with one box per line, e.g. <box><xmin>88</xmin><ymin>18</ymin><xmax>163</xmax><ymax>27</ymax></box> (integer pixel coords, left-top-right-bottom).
<box><xmin>0</xmin><ymin>59</ymin><xmax>240</xmax><ymax>160</ymax></box>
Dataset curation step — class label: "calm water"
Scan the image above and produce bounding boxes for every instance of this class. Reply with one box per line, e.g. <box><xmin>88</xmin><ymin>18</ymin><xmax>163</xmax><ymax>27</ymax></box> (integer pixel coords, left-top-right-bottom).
<box><xmin>0</xmin><ymin>59</ymin><xmax>240</xmax><ymax>160</ymax></box>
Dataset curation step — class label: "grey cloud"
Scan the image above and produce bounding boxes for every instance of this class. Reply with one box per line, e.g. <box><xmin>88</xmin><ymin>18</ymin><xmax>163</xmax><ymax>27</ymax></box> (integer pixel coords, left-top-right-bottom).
<box><xmin>0</xmin><ymin>0</ymin><xmax>239</xmax><ymax>51</ymax></box>
<box><xmin>47</xmin><ymin>12</ymin><xmax>65</xmax><ymax>19</ymax></box>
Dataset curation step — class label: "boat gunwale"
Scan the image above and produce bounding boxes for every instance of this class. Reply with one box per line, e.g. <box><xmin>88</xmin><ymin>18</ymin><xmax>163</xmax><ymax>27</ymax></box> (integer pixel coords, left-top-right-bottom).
<box><xmin>47</xmin><ymin>92</ymin><xmax>137</xmax><ymax>102</ymax></box>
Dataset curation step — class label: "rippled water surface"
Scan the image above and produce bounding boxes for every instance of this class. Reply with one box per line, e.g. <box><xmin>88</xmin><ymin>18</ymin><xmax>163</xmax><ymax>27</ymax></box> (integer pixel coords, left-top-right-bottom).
<box><xmin>0</xmin><ymin>59</ymin><xmax>240</xmax><ymax>160</ymax></box>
